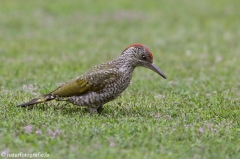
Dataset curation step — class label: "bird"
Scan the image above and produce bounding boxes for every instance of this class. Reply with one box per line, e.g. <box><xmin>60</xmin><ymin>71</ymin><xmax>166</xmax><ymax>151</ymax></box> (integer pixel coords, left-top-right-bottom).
<box><xmin>17</xmin><ymin>43</ymin><xmax>166</xmax><ymax>114</ymax></box>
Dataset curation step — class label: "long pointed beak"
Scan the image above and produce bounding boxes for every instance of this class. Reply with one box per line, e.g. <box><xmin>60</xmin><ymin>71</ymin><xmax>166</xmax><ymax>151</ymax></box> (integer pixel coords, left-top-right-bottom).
<box><xmin>148</xmin><ymin>63</ymin><xmax>166</xmax><ymax>79</ymax></box>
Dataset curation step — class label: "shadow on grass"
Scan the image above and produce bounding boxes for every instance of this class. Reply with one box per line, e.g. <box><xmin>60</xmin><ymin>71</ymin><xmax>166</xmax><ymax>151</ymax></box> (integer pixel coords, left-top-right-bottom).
<box><xmin>16</xmin><ymin>103</ymin><xmax>137</xmax><ymax>117</ymax></box>
<box><xmin>15</xmin><ymin>100</ymin><xmax>156</xmax><ymax>118</ymax></box>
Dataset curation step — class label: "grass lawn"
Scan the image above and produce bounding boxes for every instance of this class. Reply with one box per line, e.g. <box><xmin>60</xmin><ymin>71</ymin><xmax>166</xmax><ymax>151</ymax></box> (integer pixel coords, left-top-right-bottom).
<box><xmin>0</xmin><ymin>0</ymin><xmax>240</xmax><ymax>158</ymax></box>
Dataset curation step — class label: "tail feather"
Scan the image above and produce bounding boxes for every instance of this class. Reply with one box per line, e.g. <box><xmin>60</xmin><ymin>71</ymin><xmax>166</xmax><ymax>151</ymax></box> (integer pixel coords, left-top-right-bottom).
<box><xmin>17</xmin><ymin>93</ymin><xmax>56</xmax><ymax>107</ymax></box>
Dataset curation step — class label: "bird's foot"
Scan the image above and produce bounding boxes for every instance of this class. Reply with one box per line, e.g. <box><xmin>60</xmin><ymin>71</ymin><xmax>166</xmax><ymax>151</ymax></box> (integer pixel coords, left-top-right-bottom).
<box><xmin>97</xmin><ymin>106</ymin><xmax>104</xmax><ymax>114</ymax></box>
<box><xmin>87</xmin><ymin>107</ymin><xmax>98</xmax><ymax>115</ymax></box>
<box><xmin>87</xmin><ymin>105</ymin><xmax>104</xmax><ymax>114</ymax></box>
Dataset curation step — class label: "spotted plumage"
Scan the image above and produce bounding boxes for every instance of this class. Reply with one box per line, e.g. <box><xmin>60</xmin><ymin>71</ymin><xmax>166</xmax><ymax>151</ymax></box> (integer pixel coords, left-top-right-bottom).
<box><xmin>17</xmin><ymin>43</ymin><xmax>166</xmax><ymax>114</ymax></box>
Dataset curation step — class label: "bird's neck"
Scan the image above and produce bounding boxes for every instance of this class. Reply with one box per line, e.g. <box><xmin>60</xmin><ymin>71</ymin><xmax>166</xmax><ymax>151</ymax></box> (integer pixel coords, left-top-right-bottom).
<box><xmin>111</xmin><ymin>57</ymin><xmax>136</xmax><ymax>73</ymax></box>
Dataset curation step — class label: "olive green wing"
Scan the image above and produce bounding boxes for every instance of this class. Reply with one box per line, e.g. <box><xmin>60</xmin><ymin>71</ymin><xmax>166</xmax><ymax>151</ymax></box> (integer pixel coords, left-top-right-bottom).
<box><xmin>51</xmin><ymin>68</ymin><xmax>120</xmax><ymax>97</ymax></box>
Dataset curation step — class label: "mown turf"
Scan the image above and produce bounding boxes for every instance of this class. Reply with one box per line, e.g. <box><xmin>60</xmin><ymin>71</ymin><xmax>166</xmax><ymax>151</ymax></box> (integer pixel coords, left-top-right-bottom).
<box><xmin>0</xmin><ymin>0</ymin><xmax>240</xmax><ymax>158</ymax></box>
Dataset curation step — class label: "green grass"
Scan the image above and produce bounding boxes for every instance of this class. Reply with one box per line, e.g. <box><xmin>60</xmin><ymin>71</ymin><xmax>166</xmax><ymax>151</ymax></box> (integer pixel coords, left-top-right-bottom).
<box><xmin>1</xmin><ymin>0</ymin><xmax>240</xmax><ymax>158</ymax></box>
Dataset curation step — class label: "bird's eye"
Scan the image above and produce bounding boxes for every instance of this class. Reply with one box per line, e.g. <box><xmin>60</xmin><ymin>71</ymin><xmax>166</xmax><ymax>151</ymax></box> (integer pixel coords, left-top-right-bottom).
<box><xmin>142</xmin><ymin>55</ymin><xmax>147</xmax><ymax>60</ymax></box>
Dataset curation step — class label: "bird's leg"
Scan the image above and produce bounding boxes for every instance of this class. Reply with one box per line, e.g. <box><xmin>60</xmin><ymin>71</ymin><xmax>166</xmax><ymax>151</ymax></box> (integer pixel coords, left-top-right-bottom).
<box><xmin>97</xmin><ymin>105</ymin><xmax>104</xmax><ymax>114</ymax></box>
<box><xmin>87</xmin><ymin>105</ymin><xmax>104</xmax><ymax>114</ymax></box>
<box><xmin>87</xmin><ymin>107</ymin><xmax>98</xmax><ymax>114</ymax></box>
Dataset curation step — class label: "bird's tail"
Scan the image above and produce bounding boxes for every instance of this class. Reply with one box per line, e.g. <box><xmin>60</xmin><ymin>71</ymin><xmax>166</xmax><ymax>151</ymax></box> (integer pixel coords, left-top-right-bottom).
<box><xmin>17</xmin><ymin>93</ymin><xmax>56</xmax><ymax>107</ymax></box>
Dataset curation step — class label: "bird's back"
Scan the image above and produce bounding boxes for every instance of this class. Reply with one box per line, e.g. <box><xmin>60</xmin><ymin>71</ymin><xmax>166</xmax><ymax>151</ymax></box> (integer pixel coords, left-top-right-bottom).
<box><xmin>51</xmin><ymin>61</ymin><xmax>123</xmax><ymax>97</ymax></box>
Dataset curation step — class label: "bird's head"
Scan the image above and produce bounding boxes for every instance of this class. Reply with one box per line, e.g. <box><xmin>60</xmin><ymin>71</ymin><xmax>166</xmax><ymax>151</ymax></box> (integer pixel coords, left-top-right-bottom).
<box><xmin>121</xmin><ymin>43</ymin><xmax>166</xmax><ymax>79</ymax></box>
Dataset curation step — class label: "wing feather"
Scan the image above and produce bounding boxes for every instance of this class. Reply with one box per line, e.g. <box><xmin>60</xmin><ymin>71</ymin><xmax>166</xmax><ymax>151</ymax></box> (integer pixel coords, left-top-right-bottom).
<box><xmin>51</xmin><ymin>67</ymin><xmax>119</xmax><ymax>97</ymax></box>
